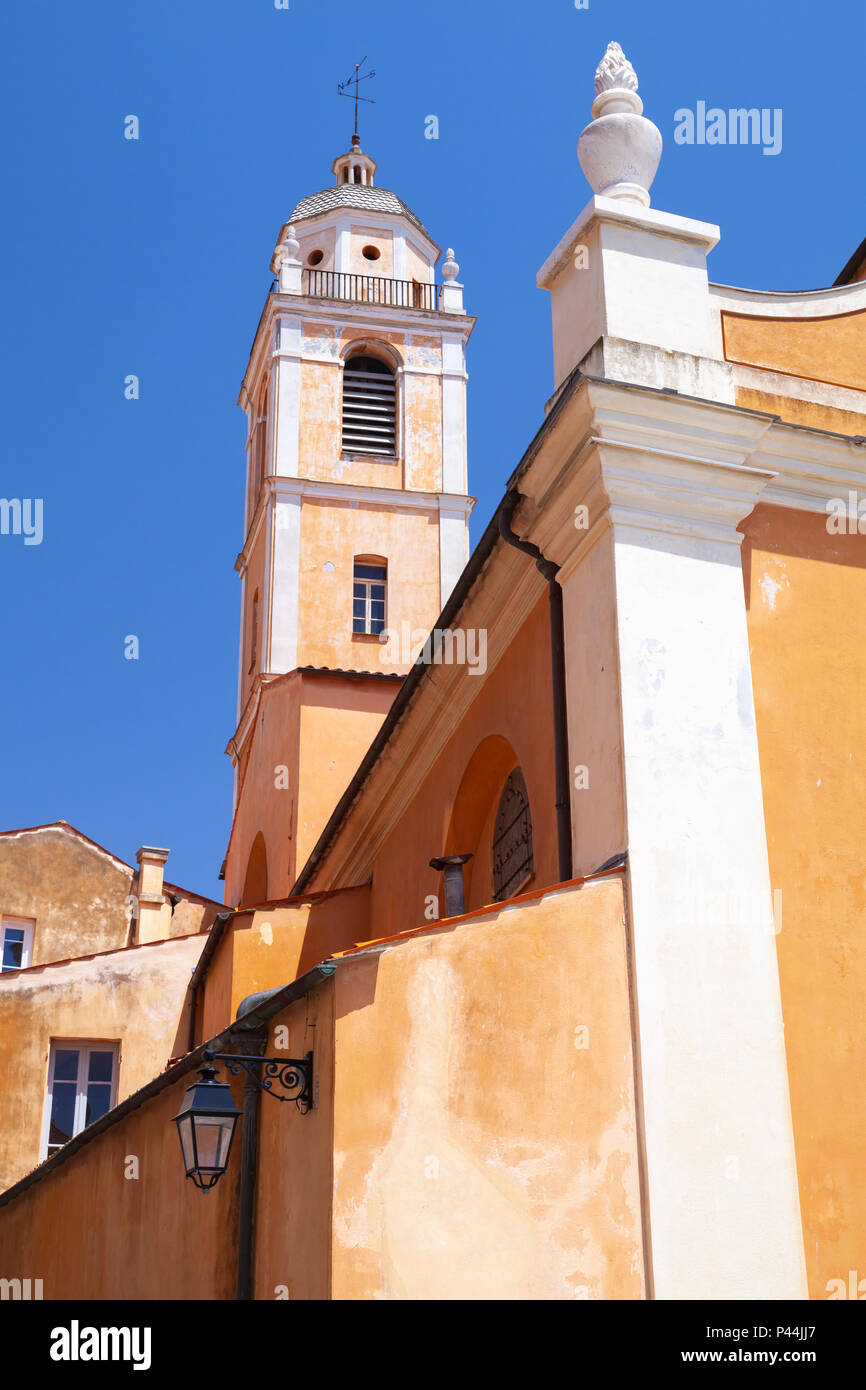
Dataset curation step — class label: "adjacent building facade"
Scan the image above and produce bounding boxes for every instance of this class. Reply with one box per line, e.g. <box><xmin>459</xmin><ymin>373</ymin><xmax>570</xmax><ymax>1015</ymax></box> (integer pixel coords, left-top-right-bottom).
<box><xmin>0</xmin><ymin>823</ymin><xmax>221</xmax><ymax>1194</ymax></box>
<box><xmin>1</xmin><ymin>44</ymin><xmax>865</xmax><ymax>1301</ymax></box>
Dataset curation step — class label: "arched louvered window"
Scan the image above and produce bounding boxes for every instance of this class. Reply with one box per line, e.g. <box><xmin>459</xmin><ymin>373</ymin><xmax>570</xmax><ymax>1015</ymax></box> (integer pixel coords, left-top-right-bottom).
<box><xmin>492</xmin><ymin>767</ymin><xmax>534</xmax><ymax>901</ymax></box>
<box><xmin>342</xmin><ymin>354</ymin><xmax>397</xmax><ymax>458</ymax></box>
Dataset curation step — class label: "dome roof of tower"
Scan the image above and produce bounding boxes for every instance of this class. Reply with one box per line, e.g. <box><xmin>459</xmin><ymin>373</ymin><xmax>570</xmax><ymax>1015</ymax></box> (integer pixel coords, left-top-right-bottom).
<box><xmin>288</xmin><ymin>184</ymin><xmax>437</xmax><ymax>247</ymax></box>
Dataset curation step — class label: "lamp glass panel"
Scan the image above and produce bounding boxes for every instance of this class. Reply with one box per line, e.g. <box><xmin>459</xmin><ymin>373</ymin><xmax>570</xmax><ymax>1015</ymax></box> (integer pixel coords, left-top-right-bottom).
<box><xmin>192</xmin><ymin>1114</ymin><xmax>234</xmax><ymax>1171</ymax></box>
<box><xmin>176</xmin><ymin>1114</ymin><xmax>196</xmax><ymax>1172</ymax></box>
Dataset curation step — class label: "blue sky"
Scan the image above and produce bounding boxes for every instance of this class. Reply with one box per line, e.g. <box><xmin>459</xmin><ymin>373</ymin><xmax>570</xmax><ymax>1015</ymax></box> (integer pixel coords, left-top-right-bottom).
<box><xmin>2</xmin><ymin>0</ymin><xmax>862</xmax><ymax>899</ymax></box>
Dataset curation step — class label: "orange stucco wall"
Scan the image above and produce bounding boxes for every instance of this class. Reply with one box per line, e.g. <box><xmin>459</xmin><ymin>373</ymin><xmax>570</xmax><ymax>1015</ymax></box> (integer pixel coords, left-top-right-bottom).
<box><xmin>311</xmin><ymin>593</ymin><xmax>558</xmax><ymax>940</ymax></box>
<box><xmin>0</xmin><ymin>931</ymin><xmax>204</xmax><ymax>1193</ymax></box>
<box><xmin>734</xmin><ymin>386</ymin><xmax>866</xmax><ymax>437</ymax></box>
<box><xmin>722</xmin><ymin>308</ymin><xmax>866</xmax><ymax>393</ymax></box>
<box><xmin>0</xmin><ymin>876</ymin><xmax>640</xmax><ymax>1300</ymax></box>
<box><xmin>225</xmin><ymin>674</ymin><xmax>302</xmax><ymax>906</ymax></box>
<box><xmin>224</xmin><ymin>672</ymin><xmax>397</xmax><ymax>907</ymax></box>
<box><xmin>0</xmin><ymin>825</ymin><xmax>217</xmax><ymax>964</ymax></box>
<box><xmin>297</xmin><ymin>497</ymin><xmax>442</xmax><ymax>674</ymax></box>
<box><xmin>254</xmin><ymin>977</ymin><xmax>335</xmax><ymax>1301</ymax></box>
<box><xmin>198</xmin><ymin>886</ymin><xmax>371</xmax><ymax>1040</ymax></box>
<box><xmin>295</xmin><ymin>327</ymin><xmax>445</xmax><ymax>495</ymax></box>
<box><xmin>0</xmin><ymin>1067</ymin><xmax>242</xmax><ymax>1299</ymax></box>
<box><xmin>293</xmin><ymin>224</ymin><xmax>336</xmax><ymax>273</ymax></box>
<box><xmin>295</xmin><ymin>679</ymin><xmax>400</xmax><ymax>870</ymax></box>
<box><xmin>255</xmin><ymin>873</ymin><xmax>644</xmax><ymax>1300</ymax></box>
<box><xmin>741</xmin><ymin>502</ymin><xmax>866</xmax><ymax>1298</ymax></box>
<box><xmin>0</xmin><ymin>827</ymin><xmax>133</xmax><ymax>962</ymax></box>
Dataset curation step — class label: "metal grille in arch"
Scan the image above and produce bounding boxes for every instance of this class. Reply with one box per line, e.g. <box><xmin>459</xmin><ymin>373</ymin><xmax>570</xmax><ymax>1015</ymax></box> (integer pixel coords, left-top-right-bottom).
<box><xmin>492</xmin><ymin>767</ymin><xmax>534</xmax><ymax>902</ymax></box>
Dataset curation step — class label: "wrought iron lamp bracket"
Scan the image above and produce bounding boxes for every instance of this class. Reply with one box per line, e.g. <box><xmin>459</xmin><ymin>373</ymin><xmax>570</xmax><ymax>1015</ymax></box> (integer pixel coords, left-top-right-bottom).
<box><xmin>202</xmin><ymin>1050</ymin><xmax>314</xmax><ymax>1114</ymax></box>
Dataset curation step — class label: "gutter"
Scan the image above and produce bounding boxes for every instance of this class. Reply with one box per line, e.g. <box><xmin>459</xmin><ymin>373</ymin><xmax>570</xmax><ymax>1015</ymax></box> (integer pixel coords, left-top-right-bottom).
<box><xmin>498</xmin><ymin>490</ymin><xmax>573</xmax><ymax>883</ymax></box>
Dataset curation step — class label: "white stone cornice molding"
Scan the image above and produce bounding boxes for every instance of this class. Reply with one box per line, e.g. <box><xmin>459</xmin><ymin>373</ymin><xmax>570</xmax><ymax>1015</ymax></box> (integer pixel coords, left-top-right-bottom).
<box><xmin>709</xmin><ymin>278</ymin><xmax>866</xmax><ymax>318</ymax></box>
<box><xmin>580</xmin><ymin>336</ymin><xmax>737</xmax><ymax>406</ymax></box>
<box><xmin>512</xmin><ymin>379</ymin><xmax>778</xmax><ymax>576</ymax></box>
<box><xmin>239</xmin><ymin>295</ymin><xmax>476</xmax><ymax>405</ymax></box>
<box><xmin>268</xmin><ymin>473</ymin><xmax>473</xmax><ymax>515</ymax></box>
<box><xmin>749</xmin><ymin>421</ymin><xmax>866</xmax><ymax>514</ymax></box>
<box><xmin>730</xmin><ymin>361</ymin><xmax>866</xmax><ymax>422</ymax></box>
<box><xmin>589</xmin><ymin>441</ymin><xmax>776</xmax><ymax>549</ymax></box>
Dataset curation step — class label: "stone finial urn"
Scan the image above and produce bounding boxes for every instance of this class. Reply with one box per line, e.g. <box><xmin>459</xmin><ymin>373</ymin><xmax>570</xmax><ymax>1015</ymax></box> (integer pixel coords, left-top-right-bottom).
<box><xmin>577</xmin><ymin>41</ymin><xmax>662</xmax><ymax>207</ymax></box>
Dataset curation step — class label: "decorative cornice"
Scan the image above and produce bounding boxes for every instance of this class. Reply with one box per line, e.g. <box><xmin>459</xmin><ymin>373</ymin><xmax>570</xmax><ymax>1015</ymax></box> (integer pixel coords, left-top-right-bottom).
<box><xmin>515</xmin><ymin>378</ymin><xmax>777</xmax><ymax>573</ymax></box>
<box><xmin>710</xmin><ymin>280</ymin><xmax>866</xmax><ymax>317</ymax></box>
<box><xmin>269</xmin><ymin>475</ymin><xmax>474</xmax><ymax>514</ymax></box>
<box><xmin>749</xmin><ymin>422</ymin><xmax>866</xmax><ymax>513</ymax></box>
<box><xmin>239</xmin><ymin>290</ymin><xmax>475</xmax><ymax>404</ymax></box>
<box><xmin>234</xmin><ymin>478</ymin><xmax>473</xmax><ymax>576</ymax></box>
<box><xmin>730</xmin><ymin>361</ymin><xmax>866</xmax><ymax>420</ymax></box>
<box><xmin>273</xmin><ymin>294</ymin><xmax>475</xmax><ymax>335</ymax></box>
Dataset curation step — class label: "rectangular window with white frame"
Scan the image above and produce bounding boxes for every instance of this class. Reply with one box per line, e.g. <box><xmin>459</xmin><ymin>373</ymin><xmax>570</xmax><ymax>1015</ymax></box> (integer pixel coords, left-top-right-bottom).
<box><xmin>353</xmin><ymin>558</ymin><xmax>387</xmax><ymax>636</ymax></box>
<box><xmin>41</xmin><ymin>1042</ymin><xmax>119</xmax><ymax>1159</ymax></box>
<box><xmin>1</xmin><ymin>917</ymin><xmax>35</xmax><ymax>972</ymax></box>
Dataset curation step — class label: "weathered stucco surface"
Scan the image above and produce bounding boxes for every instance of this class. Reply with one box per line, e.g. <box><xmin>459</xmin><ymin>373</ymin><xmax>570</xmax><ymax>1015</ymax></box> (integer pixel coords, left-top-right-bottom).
<box><xmin>742</xmin><ymin>502</ymin><xmax>866</xmax><ymax>1299</ymax></box>
<box><xmin>0</xmin><ymin>931</ymin><xmax>206</xmax><ymax>1193</ymax></box>
<box><xmin>723</xmin><ymin>307</ymin><xmax>866</xmax><ymax>394</ymax></box>
<box><xmin>0</xmin><ymin>876</ymin><xmax>642</xmax><ymax>1300</ymax></box>
<box><xmin>197</xmin><ymin>886</ymin><xmax>371</xmax><ymax>1041</ymax></box>
<box><xmin>265</xmin><ymin>874</ymin><xmax>643</xmax><ymax>1300</ymax></box>
<box><xmin>0</xmin><ymin>823</ymin><xmax>220</xmax><ymax>964</ymax></box>
<box><xmin>0</xmin><ymin>1070</ymin><xmax>241</xmax><ymax>1300</ymax></box>
<box><xmin>0</xmin><ymin>825</ymin><xmax>135</xmax><ymax>962</ymax></box>
<box><xmin>224</xmin><ymin>671</ymin><xmax>397</xmax><ymax>905</ymax></box>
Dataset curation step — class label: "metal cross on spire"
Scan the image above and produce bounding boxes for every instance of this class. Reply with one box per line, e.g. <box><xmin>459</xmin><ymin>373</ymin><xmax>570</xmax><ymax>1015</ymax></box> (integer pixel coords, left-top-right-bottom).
<box><xmin>337</xmin><ymin>57</ymin><xmax>376</xmax><ymax>144</ymax></box>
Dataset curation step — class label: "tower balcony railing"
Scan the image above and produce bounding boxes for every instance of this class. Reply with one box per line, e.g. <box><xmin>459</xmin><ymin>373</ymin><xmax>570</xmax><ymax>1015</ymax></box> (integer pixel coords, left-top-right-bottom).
<box><xmin>301</xmin><ymin>268</ymin><xmax>440</xmax><ymax>312</ymax></box>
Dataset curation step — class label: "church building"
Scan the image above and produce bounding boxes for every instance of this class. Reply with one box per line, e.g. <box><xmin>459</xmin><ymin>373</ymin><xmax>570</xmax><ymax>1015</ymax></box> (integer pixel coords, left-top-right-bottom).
<box><xmin>0</xmin><ymin>42</ymin><xmax>864</xmax><ymax>1303</ymax></box>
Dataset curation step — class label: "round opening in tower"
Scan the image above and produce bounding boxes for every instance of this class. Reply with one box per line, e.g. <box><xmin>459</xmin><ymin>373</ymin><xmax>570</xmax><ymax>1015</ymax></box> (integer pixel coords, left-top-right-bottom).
<box><xmin>362</xmin><ymin>245</ymin><xmax>381</xmax><ymax>262</ymax></box>
<box><xmin>307</xmin><ymin>249</ymin><xmax>324</xmax><ymax>266</ymax></box>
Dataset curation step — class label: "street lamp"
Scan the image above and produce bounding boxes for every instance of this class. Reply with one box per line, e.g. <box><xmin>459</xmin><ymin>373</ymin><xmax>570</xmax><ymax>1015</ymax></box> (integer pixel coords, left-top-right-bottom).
<box><xmin>172</xmin><ymin>1065</ymin><xmax>242</xmax><ymax>1192</ymax></box>
<box><xmin>172</xmin><ymin>1049</ymin><xmax>313</xmax><ymax>1192</ymax></box>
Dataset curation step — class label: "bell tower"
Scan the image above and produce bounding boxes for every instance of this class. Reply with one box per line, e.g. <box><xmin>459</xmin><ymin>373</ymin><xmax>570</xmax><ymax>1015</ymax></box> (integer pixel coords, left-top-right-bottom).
<box><xmin>223</xmin><ymin>138</ymin><xmax>475</xmax><ymax>907</ymax></box>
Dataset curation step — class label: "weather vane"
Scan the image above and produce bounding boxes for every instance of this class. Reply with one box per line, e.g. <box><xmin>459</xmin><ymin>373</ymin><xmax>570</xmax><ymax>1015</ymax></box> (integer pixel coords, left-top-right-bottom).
<box><xmin>338</xmin><ymin>57</ymin><xmax>376</xmax><ymax>144</ymax></box>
